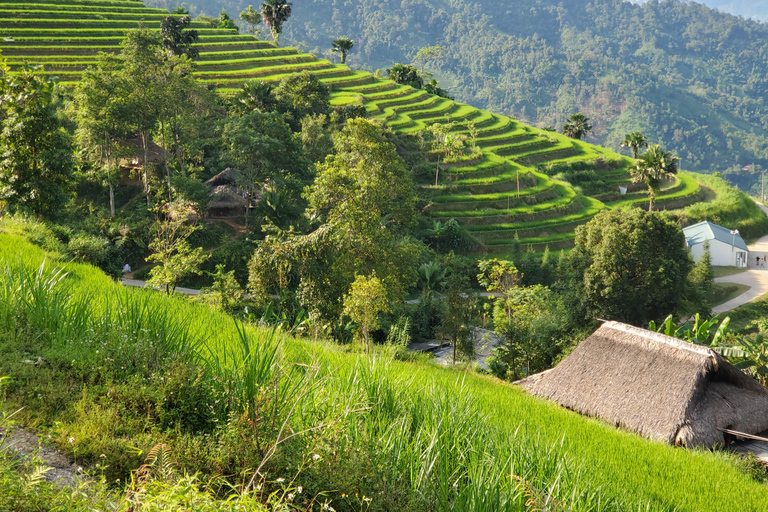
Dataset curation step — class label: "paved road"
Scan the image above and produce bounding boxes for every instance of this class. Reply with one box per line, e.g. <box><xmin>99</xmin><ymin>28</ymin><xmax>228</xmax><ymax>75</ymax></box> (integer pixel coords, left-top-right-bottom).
<box><xmin>713</xmin><ymin>199</ymin><xmax>768</xmax><ymax>313</ymax></box>
<box><xmin>121</xmin><ymin>278</ymin><xmax>200</xmax><ymax>296</ymax></box>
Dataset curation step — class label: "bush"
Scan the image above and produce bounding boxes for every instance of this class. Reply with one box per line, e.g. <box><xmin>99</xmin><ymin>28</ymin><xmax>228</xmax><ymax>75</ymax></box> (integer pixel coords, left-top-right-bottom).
<box><xmin>67</xmin><ymin>234</ymin><xmax>110</xmax><ymax>266</ymax></box>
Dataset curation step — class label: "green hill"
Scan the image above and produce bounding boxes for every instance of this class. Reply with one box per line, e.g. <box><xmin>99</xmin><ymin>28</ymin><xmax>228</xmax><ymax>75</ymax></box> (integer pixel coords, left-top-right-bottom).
<box><xmin>0</xmin><ymin>0</ymin><xmax>721</xmax><ymax>253</ymax></box>
<box><xmin>3</xmin><ymin>225</ymin><xmax>768</xmax><ymax>510</ymax></box>
<box><xmin>200</xmin><ymin>0</ymin><xmax>768</xmax><ymax>182</ymax></box>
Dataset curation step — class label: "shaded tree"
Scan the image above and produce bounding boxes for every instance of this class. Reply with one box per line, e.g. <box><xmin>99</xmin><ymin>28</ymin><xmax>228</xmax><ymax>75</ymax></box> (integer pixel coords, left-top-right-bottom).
<box><xmin>386</xmin><ymin>63</ymin><xmax>422</xmax><ymax>89</ymax></box>
<box><xmin>233</xmin><ymin>79</ymin><xmax>278</xmax><ymax>114</ymax></box>
<box><xmin>160</xmin><ymin>14</ymin><xmax>199</xmax><ymax>59</ymax></box>
<box><xmin>0</xmin><ymin>65</ymin><xmax>72</xmax><ymax>217</ymax></box>
<box><xmin>563</xmin><ymin>208</ymin><xmax>692</xmax><ymax>326</ymax></box>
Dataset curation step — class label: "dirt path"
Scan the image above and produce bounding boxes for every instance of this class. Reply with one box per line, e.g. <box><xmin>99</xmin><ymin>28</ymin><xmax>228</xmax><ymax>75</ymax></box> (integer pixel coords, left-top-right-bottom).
<box><xmin>713</xmin><ymin>199</ymin><xmax>768</xmax><ymax>313</ymax></box>
<box><xmin>1</xmin><ymin>426</ymin><xmax>78</xmax><ymax>488</ymax></box>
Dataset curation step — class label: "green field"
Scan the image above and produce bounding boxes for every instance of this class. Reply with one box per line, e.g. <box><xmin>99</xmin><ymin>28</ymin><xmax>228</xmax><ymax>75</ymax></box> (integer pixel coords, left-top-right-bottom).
<box><xmin>0</xmin><ymin>0</ymin><xmax>719</xmax><ymax>254</ymax></box>
<box><xmin>3</xmin><ymin>224</ymin><xmax>768</xmax><ymax>510</ymax></box>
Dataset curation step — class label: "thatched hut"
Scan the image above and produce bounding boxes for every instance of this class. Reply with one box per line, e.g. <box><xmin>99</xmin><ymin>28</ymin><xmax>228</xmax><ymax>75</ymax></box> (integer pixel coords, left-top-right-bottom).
<box><xmin>207</xmin><ymin>185</ymin><xmax>247</xmax><ymax>217</ymax></box>
<box><xmin>204</xmin><ymin>168</ymin><xmax>238</xmax><ymax>188</ymax></box>
<box><xmin>516</xmin><ymin>321</ymin><xmax>768</xmax><ymax>448</ymax></box>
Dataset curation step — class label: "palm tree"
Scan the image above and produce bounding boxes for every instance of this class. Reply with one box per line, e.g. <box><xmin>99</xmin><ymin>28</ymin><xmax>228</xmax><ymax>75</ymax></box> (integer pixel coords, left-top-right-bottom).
<box><xmin>260</xmin><ymin>0</ymin><xmax>292</xmax><ymax>46</ymax></box>
<box><xmin>631</xmin><ymin>144</ymin><xmax>679</xmax><ymax>211</ymax></box>
<box><xmin>621</xmin><ymin>131</ymin><xmax>648</xmax><ymax>159</ymax></box>
<box><xmin>562</xmin><ymin>113</ymin><xmax>593</xmax><ymax>140</ymax></box>
<box><xmin>331</xmin><ymin>37</ymin><xmax>354</xmax><ymax>64</ymax></box>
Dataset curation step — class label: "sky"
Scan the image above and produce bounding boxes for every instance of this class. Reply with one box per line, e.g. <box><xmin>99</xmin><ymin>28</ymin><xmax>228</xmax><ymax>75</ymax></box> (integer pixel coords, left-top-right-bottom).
<box><xmin>629</xmin><ymin>0</ymin><xmax>768</xmax><ymax>22</ymax></box>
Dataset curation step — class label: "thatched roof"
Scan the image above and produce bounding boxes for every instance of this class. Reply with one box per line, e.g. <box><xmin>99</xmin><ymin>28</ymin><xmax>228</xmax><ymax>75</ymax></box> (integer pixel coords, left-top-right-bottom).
<box><xmin>516</xmin><ymin>321</ymin><xmax>768</xmax><ymax>448</ymax></box>
<box><xmin>118</xmin><ymin>138</ymin><xmax>165</xmax><ymax>167</ymax></box>
<box><xmin>208</xmin><ymin>185</ymin><xmax>247</xmax><ymax>210</ymax></box>
<box><xmin>205</xmin><ymin>168</ymin><xmax>238</xmax><ymax>188</ymax></box>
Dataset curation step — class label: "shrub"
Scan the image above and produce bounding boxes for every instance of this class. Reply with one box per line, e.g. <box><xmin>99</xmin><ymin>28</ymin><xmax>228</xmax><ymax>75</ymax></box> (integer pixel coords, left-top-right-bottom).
<box><xmin>67</xmin><ymin>234</ymin><xmax>110</xmax><ymax>266</ymax></box>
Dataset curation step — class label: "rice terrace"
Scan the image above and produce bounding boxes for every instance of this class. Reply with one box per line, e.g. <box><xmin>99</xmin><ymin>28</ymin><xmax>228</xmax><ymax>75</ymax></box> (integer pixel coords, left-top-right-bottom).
<box><xmin>3</xmin><ymin>0</ymin><xmax>768</xmax><ymax>510</ymax></box>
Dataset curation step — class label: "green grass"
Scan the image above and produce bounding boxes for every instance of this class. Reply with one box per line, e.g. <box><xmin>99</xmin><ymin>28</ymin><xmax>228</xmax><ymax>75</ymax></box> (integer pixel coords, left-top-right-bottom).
<box><xmin>713</xmin><ymin>266</ymin><xmax>749</xmax><ymax>278</ymax></box>
<box><xmin>712</xmin><ymin>282</ymin><xmax>750</xmax><ymax>306</ymax></box>
<box><xmin>3</xmin><ymin>225</ymin><xmax>768</xmax><ymax>510</ymax></box>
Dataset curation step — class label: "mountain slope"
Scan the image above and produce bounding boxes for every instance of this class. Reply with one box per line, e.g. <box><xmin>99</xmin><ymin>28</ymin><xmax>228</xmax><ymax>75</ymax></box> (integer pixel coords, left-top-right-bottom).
<box><xmin>0</xmin><ymin>0</ymin><xmax>713</xmax><ymax>253</ymax></box>
<box><xmin>159</xmin><ymin>0</ymin><xmax>768</xmax><ymax>181</ymax></box>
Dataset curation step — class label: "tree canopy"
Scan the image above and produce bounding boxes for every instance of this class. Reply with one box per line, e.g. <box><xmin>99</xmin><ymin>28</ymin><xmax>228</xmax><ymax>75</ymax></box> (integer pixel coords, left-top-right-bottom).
<box><xmin>562</xmin><ymin>208</ymin><xmax>692</xmax><ymax>326</ymax></box>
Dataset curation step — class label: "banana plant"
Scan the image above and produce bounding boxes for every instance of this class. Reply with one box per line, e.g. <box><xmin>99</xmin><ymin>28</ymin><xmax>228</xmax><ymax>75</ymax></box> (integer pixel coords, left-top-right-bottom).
<box><xmin>649</xmin><ymin>313</ymin><xmax>730</xmax><ymax>347</ymax></box>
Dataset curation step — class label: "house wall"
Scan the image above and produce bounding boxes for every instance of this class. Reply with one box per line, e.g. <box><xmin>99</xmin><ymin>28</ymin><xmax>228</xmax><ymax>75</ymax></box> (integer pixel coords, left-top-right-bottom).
<box><xmin>690</xmin><ymin>239</ymin><xmax>748</xmax><ymax>267</ymax></box>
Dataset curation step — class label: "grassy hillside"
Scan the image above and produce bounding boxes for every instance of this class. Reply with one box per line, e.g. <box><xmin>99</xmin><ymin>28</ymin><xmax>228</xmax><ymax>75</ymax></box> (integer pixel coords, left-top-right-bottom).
<box><xmin>0</xmin><ymin>0</ymin><xmax>722</xmax><ymax>254</ymax></box>
<box><xmin>3</xmin><ymin>223</ymin><xmax>768</xmax><ymax>510</ymax></box>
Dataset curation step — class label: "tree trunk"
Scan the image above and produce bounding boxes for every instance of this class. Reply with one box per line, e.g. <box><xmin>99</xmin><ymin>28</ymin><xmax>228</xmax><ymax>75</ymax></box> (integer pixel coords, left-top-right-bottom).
<box><xmin>142</xmin><ymin>131</ymin><xmax>151</xmax><ymax>207</ymax></box>
<box><xmin>648</xmin><ymin>191</ymin><xmax>654</xmax><ymax>212</ymax></box>
<box><xmin>174</xmin><ymin>130</ymin><xmax>186</xmax><ymax>177</ymax></box>
<box><xmin>109</xmin><ymin>182</ymin><xmax>116</xmax><ymax>218</ymax></box>
<box><xmin>161</xmin><ymin>121</ymin><xmax>172</xmax><ymax>202</ymax></box>
<box><xmin>435</xmin><ymin>155</ymin><xmax>440</xmax><ymax>186</ymax></box>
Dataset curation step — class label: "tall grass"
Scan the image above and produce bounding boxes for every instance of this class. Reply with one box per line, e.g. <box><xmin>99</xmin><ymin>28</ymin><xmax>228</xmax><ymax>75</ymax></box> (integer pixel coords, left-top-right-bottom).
<box><xmin>3</xmin><ymin>228</ymin><xmax>768</xmax><ymax>510</ymax></box>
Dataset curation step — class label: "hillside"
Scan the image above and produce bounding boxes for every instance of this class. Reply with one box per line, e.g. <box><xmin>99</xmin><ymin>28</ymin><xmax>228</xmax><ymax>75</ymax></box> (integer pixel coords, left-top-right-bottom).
<box><xmin>158</xmin><ymin>0</ymin><xmax>768</xmax><ymax>186</ymax></box>
<box><xmin>0</xmin><ymin>0</ymin><xmax>718</xmax><ymax>254</ymax></box>
<box><xmin>3</xmin><ymin>225</ymin><xmax>768</xmax><ymax>510</ymax></box>
<box><xmin>632</xmin><ymin>0</ymin><xmax>768</xmax><ymax>22</ymax></box>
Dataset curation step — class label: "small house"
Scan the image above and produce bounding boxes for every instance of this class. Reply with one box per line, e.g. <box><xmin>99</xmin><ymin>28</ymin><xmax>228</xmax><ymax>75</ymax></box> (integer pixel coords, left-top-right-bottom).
<box><xmin>516</xmin><ymin>321</ymin><xmax>768</xmax><ymax>448</ymax></box>
<box><xmin>683</xmin><ymin>221</ymin><xmax>748</xmax><ymax>268</ymax></box>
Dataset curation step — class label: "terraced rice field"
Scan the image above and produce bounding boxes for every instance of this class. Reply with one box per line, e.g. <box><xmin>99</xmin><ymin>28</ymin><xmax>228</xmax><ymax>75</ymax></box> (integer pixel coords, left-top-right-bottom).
<box><xmin>0</xmin><ymin>0</ymin><xmax>708</xmax><ymax>254</ymax></box>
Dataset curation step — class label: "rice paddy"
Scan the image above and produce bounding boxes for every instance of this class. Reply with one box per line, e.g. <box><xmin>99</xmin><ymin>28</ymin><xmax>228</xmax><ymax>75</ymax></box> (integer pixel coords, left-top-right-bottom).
<box><xmin>0</xmin><ymin>0</ymin><xmax>714</xmax><ymax>255</ymax></box>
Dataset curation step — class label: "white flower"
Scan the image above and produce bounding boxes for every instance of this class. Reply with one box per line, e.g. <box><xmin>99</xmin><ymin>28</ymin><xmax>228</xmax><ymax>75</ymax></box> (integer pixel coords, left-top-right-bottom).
<box><xmin>276</xmin><ymin>477</ymin><xmax>285</xmax><ymax>483</ymax></box>
<box><xmin>68</xmin><ymin>437</ymin><xmax>75</xmax><ymax>444</ymax></box>
<box><xmin>297</xmin><ymin>486</ymin><xmax>303</xmax><ymax>494</ymax></box>
<box><xmin>312</xmin><ymin>453</ymin><xmax>321</xmax><ymax>461</ymax></box>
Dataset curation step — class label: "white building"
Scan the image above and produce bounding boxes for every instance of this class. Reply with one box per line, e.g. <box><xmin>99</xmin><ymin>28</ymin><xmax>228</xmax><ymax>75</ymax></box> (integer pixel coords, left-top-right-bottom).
<box><xmin>683</xmin><ymin>221</ymin><xmax>748</xmax><ymax>268</ymax></box>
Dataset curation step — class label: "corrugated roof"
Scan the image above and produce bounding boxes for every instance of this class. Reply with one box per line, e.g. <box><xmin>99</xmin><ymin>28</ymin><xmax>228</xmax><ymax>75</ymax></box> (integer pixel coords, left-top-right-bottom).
<box><xmin>683</xmin><ymin>221</ymin><xmax>749</xmax><ymax>252</ymax></box>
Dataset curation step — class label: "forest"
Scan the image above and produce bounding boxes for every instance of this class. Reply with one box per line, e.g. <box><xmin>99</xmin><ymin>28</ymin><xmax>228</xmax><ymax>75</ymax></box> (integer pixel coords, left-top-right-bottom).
<box><xmin>144</xmin><ymin>0</ymin><xmax>768</xmax><ymax>192</ymax></box>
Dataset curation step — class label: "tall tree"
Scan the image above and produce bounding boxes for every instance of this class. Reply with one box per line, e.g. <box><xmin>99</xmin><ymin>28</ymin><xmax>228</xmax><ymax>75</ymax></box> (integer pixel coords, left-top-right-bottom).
<box><xmin>621</xmin><ymin>131</ymin><xmax>648</xmax><ymax>159</ymax></box>
<box><xmin>413</xmin><ymin>45</ymin><xmax>444</xmax><ymax>77</ymax></box>
<box><xmin>260</xmin><ymin>0</ymin><xmax>292</xmax><ymax>46</ymax></box>
<box><xmin>160</xmin><ymin>15</ymin><xmax>199</xmax><ymax>59</ymax></box>
<box><xmin>249</xmin><ymin>119</ymin><xmax>421</xmax><ymax>323</ymax></box>
<box><xmin>0</xmin><ymin>65</ymin><xmax>72</xmax><ymax>217</ymax></box>
<box><xmin>562</xmin><ymin>113</ymin><xmax>592</xmax><ymax>140</ymax></box>
<box><xmin>631</xmin><ymin>144</ymin><xmax>679</xmax><ymax>211</ymax></box>
<box><xmin>119</xmin><ymin>28</ymin><xmax>164</xmax><ymax>206</ymax></box>
<box><xmin>71</xmin><ymin>54</ymin><xmax>129</xmax><ymax>217</ymax></box>
<box><xmin>239</xmin><ymin>5</ymin><xmax>262</xmax><ymax>35</ymax></box>
<box><xmin>331</xmin><ymin>37</ymin><xmax>354</xmax><ymax>64</ymax></box>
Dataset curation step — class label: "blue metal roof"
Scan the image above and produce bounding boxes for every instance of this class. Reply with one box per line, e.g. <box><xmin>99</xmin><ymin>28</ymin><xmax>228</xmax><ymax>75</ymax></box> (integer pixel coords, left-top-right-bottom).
<box><xmin>683</xmin><ymin>221</ymin><xmax>749</xmax><ymax>252</ymax></box>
